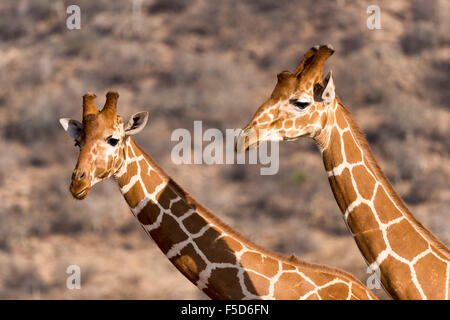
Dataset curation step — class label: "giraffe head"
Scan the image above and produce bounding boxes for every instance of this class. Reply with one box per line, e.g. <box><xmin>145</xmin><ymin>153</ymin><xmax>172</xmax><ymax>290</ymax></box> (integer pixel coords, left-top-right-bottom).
<box><xmin>237</xmin><ymin>45</ymin><xmax>336</xmax><ymax>151</ymax></box>
<box><xmin>59</xmin><ymin>91</ymin><xmax>148</xmax><ymax>200</ymax></box>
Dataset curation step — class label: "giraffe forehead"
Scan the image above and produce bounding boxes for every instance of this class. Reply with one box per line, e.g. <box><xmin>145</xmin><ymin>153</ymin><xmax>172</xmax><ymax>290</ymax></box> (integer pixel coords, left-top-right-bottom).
<box><xmin>298</xmin><ymin>79</ymin><xmax>315</xmax><ymax>92</ymax></box>
<box><xmin>83</xmin><ymin>113</ymin><xmax>122</xmax><ymax>137</ymax></box>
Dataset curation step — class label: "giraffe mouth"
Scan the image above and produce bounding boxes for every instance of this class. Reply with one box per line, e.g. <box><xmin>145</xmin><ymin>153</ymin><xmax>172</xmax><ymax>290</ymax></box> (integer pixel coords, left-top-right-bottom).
<box><xmin>237</xmin><ymin>127</ymin><xmax>285</xmax><ymax>152</ymax></box>
<box><xmin>72</xmin><ymin>187</ymin><xmax>90</xmax><ymax>200</ymax></box>
<box><xmin>283</xmin><ymin>136</ymin><xmax>299</xmax><ymax>141</ymax></box>
<box><xmin>236</xmin><ymin>128</ymin><xmax>260</xmax><ymax>152</ymax></box>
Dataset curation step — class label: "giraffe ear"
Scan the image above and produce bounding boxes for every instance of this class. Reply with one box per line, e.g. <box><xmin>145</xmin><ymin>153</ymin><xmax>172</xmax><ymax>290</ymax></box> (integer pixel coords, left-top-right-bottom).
<box><xmin>322</xmin><ymin>71</ymin><xmax>335</xmax><ymax>106</ymax></box>
<box><xmin>59</xmin><ymin>118</ymin><xmax>83</xmax><ymax>139</ymax></box>
<box><xmin>124</xmin><ymin>112</ymin><xmax>148</xmax><ymax>136</ymax></box>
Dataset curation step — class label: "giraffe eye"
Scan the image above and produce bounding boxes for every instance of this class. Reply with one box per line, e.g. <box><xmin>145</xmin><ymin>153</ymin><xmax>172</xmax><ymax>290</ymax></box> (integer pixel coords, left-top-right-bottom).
<box><xmin>291</xmin><ymin>99</ymin><xmax>310</xmax><ymax>110</ymax></box>
<box><xmin>106</xmin><ymin>136</ymin><xmax>119</xmax><ymax>146</ymax></box>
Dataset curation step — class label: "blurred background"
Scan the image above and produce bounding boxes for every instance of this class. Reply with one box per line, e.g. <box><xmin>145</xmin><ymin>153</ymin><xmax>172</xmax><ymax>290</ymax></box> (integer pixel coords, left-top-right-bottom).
<box><xmin>0</xmin><ymin>0</ymin><xmax>448</xmax><ymax>299</ymax></box>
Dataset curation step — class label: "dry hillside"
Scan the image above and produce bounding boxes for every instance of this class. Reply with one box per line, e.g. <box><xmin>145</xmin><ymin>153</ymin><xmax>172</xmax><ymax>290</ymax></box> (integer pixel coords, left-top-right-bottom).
<box><xmin>0</xmin><ymin>0</ymin><xmax>448</xmax><ymax>299</ymax></box>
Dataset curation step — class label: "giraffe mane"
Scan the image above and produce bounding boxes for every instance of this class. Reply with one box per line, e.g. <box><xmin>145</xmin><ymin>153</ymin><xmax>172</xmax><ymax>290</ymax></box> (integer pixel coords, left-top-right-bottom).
<box><xmin>337</xmin><ymin>98</ymin><xmax>450</xmax><ymax>258</ymax></box>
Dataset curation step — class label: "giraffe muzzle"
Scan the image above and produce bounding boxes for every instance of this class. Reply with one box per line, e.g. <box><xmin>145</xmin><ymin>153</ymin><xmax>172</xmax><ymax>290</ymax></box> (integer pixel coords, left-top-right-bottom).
<box><xmin>70</xmin><ymin>176</ymin><xmax>91</xmax><ymax>200</ymax></box>
<box><xmin>236</xmin><ymin>127</ymin><xmax>261</xmax><ymax>153</ymax></box>
<box><xmin>74</xmin><ymin>187</ymin><xmax>89</xmax><ymax>199</ymax></box>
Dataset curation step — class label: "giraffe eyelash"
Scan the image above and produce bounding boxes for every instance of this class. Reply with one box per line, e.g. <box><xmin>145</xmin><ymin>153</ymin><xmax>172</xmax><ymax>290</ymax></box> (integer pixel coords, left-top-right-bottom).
<box><xmin>290</xmin><ymin>99</ymin><xmax>310</xmax><ymax>110</ymax></box>
<box><xmin>106</xmin><ymin>136</ymin><xmax>120</xmax><ymax>147</ymax></box>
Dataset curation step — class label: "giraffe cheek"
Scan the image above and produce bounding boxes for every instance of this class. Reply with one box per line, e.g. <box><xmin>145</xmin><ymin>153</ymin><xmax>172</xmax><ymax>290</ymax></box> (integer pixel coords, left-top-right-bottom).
<box><xmin>320</xmin><ymin>112</ymin><xmax>327</xmax><ymax>128</ymax></box>
<box><xmin>273</xmin><ymin>120</ymin><xmax>283</xmax><ymax>130</ymax></box>
<box><xmin>107</xmin><ymin>156</ymin><xmax>114</xmax><ymax>170</ymax></box>
<box><xmin>309</xmin><ymin>112</ymin><xmax>320</xmax><ymax>124</ymax></box>
<box><xmin>94</xmin><ymin>167</ymin><xmax>107</xmax><ymax>179</ymax></box>
<box><xmin>94</xmin><ymin>160</ymin><xmax>110</xmax><ymax>180</ymax></box>
<box><xmin>294</xmin><ymin>115</ymin><xmax>309</xmax><ymax>128</ymax></box>
<box><xmin>286</xmin><ymin>129</ymin><xmax>299</xmax><ymax>138</ymax></box>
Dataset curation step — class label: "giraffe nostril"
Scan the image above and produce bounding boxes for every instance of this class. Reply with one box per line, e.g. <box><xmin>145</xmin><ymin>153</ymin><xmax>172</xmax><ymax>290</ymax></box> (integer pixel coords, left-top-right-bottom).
<box><xmin>73</xmin><ymin>171</ymin><xmax>86</xmax><ymax>180</ymax></box>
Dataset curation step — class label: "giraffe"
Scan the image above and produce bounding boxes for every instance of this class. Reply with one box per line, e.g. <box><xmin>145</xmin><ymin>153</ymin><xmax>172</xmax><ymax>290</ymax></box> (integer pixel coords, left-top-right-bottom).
<box><xmin>59</xmin><ymin>91</ymin><xmax>377</xmax><ymax>300</ymax></box>
<box><xmin>237</xmin><ymin>45</ymin><xmax>450</xmax><ymax>300</ymax></box>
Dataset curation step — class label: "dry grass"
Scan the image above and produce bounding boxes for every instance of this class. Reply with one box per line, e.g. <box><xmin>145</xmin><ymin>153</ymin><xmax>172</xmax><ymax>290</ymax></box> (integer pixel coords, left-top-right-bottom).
<box><xmin>0</xmin><ymin>0</ymin><xmax>448</xmax><ymax>299</ymax></box>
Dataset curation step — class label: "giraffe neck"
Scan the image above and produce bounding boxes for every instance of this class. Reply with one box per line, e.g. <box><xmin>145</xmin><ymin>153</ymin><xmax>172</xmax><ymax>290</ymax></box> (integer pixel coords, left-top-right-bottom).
<box><xmin>113</xmin><ymin>137</ymin><xmax>376</xmax><ymax>300</ymax></box>
<box><xmin>317</xmin><ymin>101</ymin><xmax>450</xmax><ymax>300</ymax></box>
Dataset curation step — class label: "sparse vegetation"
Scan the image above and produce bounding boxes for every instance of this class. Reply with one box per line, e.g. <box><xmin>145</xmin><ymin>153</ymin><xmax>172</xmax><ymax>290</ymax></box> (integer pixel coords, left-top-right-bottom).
<box><xmin>0</xmin><ymin>0</ymin><xmax>448</xmax><ymax>299</ymax></box>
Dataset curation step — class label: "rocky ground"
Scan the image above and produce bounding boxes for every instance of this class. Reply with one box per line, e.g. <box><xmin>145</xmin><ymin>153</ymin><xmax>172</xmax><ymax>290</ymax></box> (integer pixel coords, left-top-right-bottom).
<box><xmin>0</xmin><ymin>0</ymin><xmax>448</xmax><ymax>299</ymax></box>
